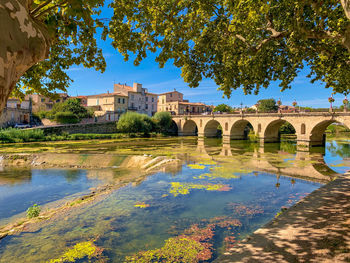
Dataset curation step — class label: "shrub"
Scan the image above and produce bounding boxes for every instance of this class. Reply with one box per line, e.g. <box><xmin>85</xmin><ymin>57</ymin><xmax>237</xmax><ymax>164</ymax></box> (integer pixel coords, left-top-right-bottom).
<box><xmin>152</xmin><ymin>111</ymin><xmax>172</xmax><ymax>133</ymax></box>
<box><xmin>55</xmin><ymin>112</ymin><xmax>79</xmax><ymax>124</ymax></box>
<box><xmin>117</xmin><ymin>112</ymin><xmax>155</xmax><ymax>134</ymax></box>
<box><xmin>27</xmin><ymin>204</ymin><xmax>41</xmax><ymax>218</ymax></box>
<box><xmin>0</xmin><ymin>128</ymin><xmax>45</xmax><ymax>143</ymax></box>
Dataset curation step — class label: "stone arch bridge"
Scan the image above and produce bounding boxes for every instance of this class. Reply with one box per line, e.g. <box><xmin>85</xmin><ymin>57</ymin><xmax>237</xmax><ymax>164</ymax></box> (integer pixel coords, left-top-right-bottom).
<box><xmin>172</xmin><ymin>112</ymin><xmax>350</xmax><ymax>147</ymax></box>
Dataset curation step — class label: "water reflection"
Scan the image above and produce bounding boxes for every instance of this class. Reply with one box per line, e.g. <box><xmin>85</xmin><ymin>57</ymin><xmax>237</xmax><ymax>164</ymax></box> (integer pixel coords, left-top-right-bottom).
<box><xmin>196</xmin><ymin>138</ymin><xmax>340</xmax><ymax>183</ymax></box>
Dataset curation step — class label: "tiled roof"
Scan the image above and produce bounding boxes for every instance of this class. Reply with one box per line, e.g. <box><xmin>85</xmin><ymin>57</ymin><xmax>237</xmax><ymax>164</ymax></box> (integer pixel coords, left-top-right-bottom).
<box><xmin>87</xmin><ymin>92</ymin><xmax>127</xmax><ymax>98</ymax></box>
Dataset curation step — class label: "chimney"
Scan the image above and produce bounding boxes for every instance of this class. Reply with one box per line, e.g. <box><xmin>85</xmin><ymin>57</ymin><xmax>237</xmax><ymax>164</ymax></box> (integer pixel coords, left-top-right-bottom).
<box><xmin>107</xmin><ymin>90</ymin><xmax>109</xmax><ymax>94</ymax></box>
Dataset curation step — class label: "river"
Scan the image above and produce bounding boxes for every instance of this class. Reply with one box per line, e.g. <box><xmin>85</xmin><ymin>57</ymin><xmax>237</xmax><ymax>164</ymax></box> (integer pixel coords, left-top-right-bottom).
<box><xmin>0</xmin><ymin>136</ymin><xmax>348</xmax><ymax>262</ymax></box>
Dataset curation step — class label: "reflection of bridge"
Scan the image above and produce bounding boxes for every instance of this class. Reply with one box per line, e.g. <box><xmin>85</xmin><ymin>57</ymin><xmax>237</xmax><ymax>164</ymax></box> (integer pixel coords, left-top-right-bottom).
<box><xmin>173</xmin><ymin>112</ymin><xmax>350</xmax><ymax>147</ymax></box>
<box><xmin>195</xmin><ymin>138</ymin><xmax>338</xmax><ymax>183</ymax></box>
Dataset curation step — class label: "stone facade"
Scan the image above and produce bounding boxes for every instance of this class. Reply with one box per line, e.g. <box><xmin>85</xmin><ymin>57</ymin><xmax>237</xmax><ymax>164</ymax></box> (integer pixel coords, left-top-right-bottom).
<box><xmin>30</xmin><ymin>121</ymin><xmax>117</xmax><ymax>135</ymax></box>
<box><xmin>25</xmin><ymin>93</ymin><xmax>69</xmax><ymax>112</ymax></box>
<box><xmin>158</xmin><ymin>90</ymin><xmax>212</xmax><ymax>115</ymax></box>
<box><xmin>0</xmin><ymin>98</ymin><xmax>32</xmax><ymax>128</ymax></box>
<box><xmin>114</xmin><ymin>83</ymin><xmax>157</xmax><ymax>116</ymax></box>
<box><xmin>87</xmin><ymin>92</ymin><xmax>128</xmax><ymax>121</ymax></box>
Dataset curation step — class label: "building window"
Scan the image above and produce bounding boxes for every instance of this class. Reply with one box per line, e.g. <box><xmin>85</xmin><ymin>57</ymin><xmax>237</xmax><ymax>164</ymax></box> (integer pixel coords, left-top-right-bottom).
<box><xmin>131</xmin><ymin>103</ymin><xmax>134</xmax><ymax>108</ymax></box>
<box><xmin>170</xmin><ymin>93</ymin><xmax>172</xmax><ymax>97</ymax></box>
<box><xmin>146</xmin><ymin>97</ymin><xmax>148</xmax><ymax>102</ymax></box>
<box><xmin>131</xmin><ymin>95</ymin><xmax>134</xmax><ymax>100</ymax></box>
<box><xmin>152</xmin><ymin>104</ymin><xmax>154</xmax><ymax>110</ymax></box>
<box><xmin>56</xmin><ymin>99</ymin><xmax>60</xmax><ymax>103</ymax></box>
<box><xmin>118</xmin><ymin>98</ymin><xmax>121</xmax><ymax>103</ymax></box>
<box><xmin>96</xmin><ymin>99</ymin><xmax>99</xmax><ymax>105</ymax></box>
<box><xmin>162</xmin><ymin>99</ymin><xmax>164</xmax><ymax>104</ymax></box>
<box><xmin>122</xmin><ymin>98</ymin><xmax>125</xmax><ymax>104</ymax></box>
<box><xmin>152</xmin><ymin>98</ymin><xmax>154</xmax><ymax>102</ymax></box>
<box><xmin>41</xmin><ymin>98</ymin><xmax>45</xmax><ymax>102</ymax></box>
<box><xmin>146</xmin><ymin>104</ymin><xmax>148</xmax><ymax>109</ymax></box>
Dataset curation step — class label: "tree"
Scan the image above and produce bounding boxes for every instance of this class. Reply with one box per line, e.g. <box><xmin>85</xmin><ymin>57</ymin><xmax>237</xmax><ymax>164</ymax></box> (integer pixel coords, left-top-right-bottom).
<box><xmin>1</xmin><ymin>0</ymin><xmax>106</xmax><ymax>112</ymax></box>
<box><xmin>109</xmin><ymin>1</ymin><xmax>350</xmax><ymax>97</ymax></box>
<box><xmin>152</xmin><ymin>111</ymin><xmax>172</xmax><ymax>133</ymax></box>
<box><xmin>213</xmin><ymin>104</ymin><xmax>232</xmax><ymax>113</ymax></box>
<box><xmin>117</xmin><ymin>112</ymin><xmax>154</xmax><ymax>134</ymax></box>
<box><xmin>257</xmin><ymin>99</ymin><xmax>278</xmax><ymax>113</ymax></box>
<box><xmin>51</xmin><ymin>98</ymin><xmax>91</xmax><ymax>120</ymax></box>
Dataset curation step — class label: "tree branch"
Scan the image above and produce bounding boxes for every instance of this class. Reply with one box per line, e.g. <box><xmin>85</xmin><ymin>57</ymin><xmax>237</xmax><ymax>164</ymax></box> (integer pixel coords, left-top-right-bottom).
<box><xmin>341</xmin><ymin>0</ymin><xmax>350</xmax><ymax>20</ymax></box>
<box><xmin>30</xmin><ymin>0</ymin><xmax>52</xmax><ymax>16</ymax></box>
<box><xmin>34</xmin><ymin>0</ymin><xmax>69</xmax><ymax>19</ymax></box>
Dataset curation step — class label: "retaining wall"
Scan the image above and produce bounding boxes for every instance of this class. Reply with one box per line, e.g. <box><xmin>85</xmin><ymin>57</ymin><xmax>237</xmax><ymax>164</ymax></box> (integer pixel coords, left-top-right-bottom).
<box><xmin>29</xmin><ymin>121</ymin><xmax>117</xmax><ymax>135</ymax></box>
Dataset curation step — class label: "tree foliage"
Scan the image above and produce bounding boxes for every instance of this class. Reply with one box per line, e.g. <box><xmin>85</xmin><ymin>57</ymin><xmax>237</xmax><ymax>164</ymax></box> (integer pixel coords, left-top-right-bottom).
<box><xmin>38</xmin><ymin>98</ymin><xmax>92</xmax><ymax>123</ymax></box>
<box><xmin>152</xmin><ymin>111</ymin><xmax>173</xmax><ymax>132</ymax></box>
<box><xmin>109</xmin><ymin>0</ymin><xmax>350</xmax><ymax>96</ymax></box>
<box><xmin>213</xmin><ymin>104</ymin><xmax>233</xmax><ymax>112</ymax></box>
<box><xmin>7</xmin><ymin>0</ymin><xmax>350</xmax><ymax>100</ymax></box>
<box><xmin>257</xmin><ymin>99</ymin><xmax>278</xmax><ymax>113</ymax></box>
<box><xmin>12</xmin><ymin>0</ymin><xmax>107</xmax><ymax>99</ymax></box>
<box><xmin>117</xmin><ymin>112</ymin><xmax>153</xmax><ymax>134</ymax></box>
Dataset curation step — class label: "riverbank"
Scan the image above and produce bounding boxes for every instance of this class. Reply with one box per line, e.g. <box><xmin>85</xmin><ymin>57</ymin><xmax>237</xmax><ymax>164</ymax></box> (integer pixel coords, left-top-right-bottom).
<box><xmin>216</xmin><ymin>172</ymin><xmax>350</xmax><ymax>262</ymax></box>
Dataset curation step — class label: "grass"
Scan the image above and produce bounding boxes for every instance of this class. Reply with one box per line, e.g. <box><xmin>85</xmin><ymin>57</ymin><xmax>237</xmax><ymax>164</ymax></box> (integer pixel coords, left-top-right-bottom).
<box><xmin>0</xmin><ymin>128</ymin><xmax>161</xmax><ymax>144</ymax></box>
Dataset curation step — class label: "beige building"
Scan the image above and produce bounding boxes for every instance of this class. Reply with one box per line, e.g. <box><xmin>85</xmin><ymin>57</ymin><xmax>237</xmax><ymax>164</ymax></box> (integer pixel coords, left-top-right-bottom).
<box><xmin>114</xmin><ymin>83</ymin><xmax>158</xmax><ymax>116</ymax></box>
<box><xmin>0</xmin><ymin>98</ymin><xmax>32</xmax><ymax>128</ymax></box>
<box><xmin>158</xmin><ymin>90</ymin><xmax>212</xmax><ymax>115</ymax></box>
<box><xmin>25</xmin><ymin>93</ymin><xmax>69</xmax><ymax>112</ymax></box>
<box><xmin>87</xmin><ymin>92</ymin><xmax>128</xmax><ymax>121</ymax></box>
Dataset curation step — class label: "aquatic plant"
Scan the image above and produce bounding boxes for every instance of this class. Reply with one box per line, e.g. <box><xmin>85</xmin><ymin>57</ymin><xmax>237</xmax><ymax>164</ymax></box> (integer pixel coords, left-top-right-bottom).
<box><xmin>48</xmin><ymin>241</ymin><xmax>103</xmax><ymax>263</ymax></box>
<box><xmin>169</xmin><ymin>182</ymin><xmax>231</xmax><ymax>197</ymax></box>
<box><xmin>134</xmin><ymin>202</ymin><xmax>150</xmax><ymax>208</ymax></box>
<box><xmin>26</xmin><ymin>204</ymin><xmax>41</xmax><ymax>219</ymax></box>
<box><xmin>227</xmin><ymin>203</ymin><xmax>264</xmax><ymax>217</ymax></box>
<box><xmin>125</xmin><ymin>237</ymin><xmax>206</xmax><ymax>263</ymax></box>
<box><xmin>126</xmin><ymin>217</ymin><xmax>244</xmax><ymax>262</ymax></box>
<box><xmin>187</xmin><ymin>164</ymin><xmax>206</xmax><ymax>170</ymax></box>
<box><xmin>275</xmin><ymin>207</ymin><xmax>288</xmax><ymax>218</ymax></box>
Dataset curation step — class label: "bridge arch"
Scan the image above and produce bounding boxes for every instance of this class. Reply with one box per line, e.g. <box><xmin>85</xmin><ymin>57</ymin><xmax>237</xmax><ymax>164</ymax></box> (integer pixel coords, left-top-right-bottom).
<box><xmin>308</xmin><ymin>120</ymin><xmax>349</xmax><ymax>146</ymax></box>
<box><xmin>230</xmin><ymin>119</ymin><xmax>254</xmax><ymax>140</ymax></box>
<box><xmin>263</xmin><ymin>119</ymin><xmax>296</xmax><ymax>143</ymax></box>
<box><xmin>182</xmin><ymin>120</ymin><xmax>198</xmax><ymax>136</ymax></box>
<box><xmin>203</xmin><ymin>119</ymin><xmax>223</xmax><ymax>138</ymax></box>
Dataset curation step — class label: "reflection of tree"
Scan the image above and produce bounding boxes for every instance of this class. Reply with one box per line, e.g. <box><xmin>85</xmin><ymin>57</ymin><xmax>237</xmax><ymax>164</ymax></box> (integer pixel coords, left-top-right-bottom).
<box><xmin>327</xmin><ymin>141</ymin><xmax>350</xmax><ymax>159</ymax></box>
<box><xmin>0</xmin><ymin>169</ymin><xmax>32</xmax><ymax>185</ymax></box>
<box><xmin>63</xmin><ymin>170</ymin><xmax>83</xmax><ymax>182</ymax></box>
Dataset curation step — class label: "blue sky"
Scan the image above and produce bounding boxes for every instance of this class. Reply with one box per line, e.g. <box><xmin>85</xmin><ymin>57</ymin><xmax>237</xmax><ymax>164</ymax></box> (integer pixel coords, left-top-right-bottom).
<box><xmin>65</xmin><ymin>4</ymin><xmax>346</xmax><ymax>109</ymax></box>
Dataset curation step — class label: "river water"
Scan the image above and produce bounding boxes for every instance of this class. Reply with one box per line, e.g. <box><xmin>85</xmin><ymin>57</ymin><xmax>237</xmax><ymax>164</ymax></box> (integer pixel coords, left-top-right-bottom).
<box><xmin>0</xmin><ymin>137</ymin><xmax>348</xmax><ymax>262</ymax></box>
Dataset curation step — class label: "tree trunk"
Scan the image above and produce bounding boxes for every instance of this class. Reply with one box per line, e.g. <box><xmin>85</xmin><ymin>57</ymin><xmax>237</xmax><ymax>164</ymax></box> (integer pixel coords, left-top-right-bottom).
<box><xmin>0</xmin><ymin>0</ymin><xmax>50</xmax><ymax>113</ymax></box>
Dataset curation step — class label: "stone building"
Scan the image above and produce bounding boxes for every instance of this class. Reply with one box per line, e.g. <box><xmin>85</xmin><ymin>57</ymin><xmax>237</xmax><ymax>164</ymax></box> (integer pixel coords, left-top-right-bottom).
<box><xmin>87</xmin><ymin>92</ymin><xmax>128</xmax><ymax>121</ymax></box>
<box><xmin>25</xmin><ymin>93</ymin><xmax>69</xmax><ymax>112</ymax></box>
<box><xmin>0</xmin><ymin>98</ymin><xmax>32</xmax><ymax>128</ymax></box>
<box><xmin>114</xmin><ymin>83</ymin><xmax>158</xmax><ymax>116</ymax></box>
<box><xmin>158</xmin><ymin>90</ymin><xmax>212</xmax><ymax>115</ymax></box>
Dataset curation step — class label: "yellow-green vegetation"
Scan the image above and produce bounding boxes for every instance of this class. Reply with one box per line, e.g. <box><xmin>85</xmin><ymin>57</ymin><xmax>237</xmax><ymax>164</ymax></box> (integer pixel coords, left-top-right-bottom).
<box><xmin>275</xmin><ymin>207</ymin><xmax>288</xmax><ymax>218</ymax></box>
<box><xmin>196</xmin><ymin>165</ymin><xmax>246</xmax><ymax>180</ymax></box>
<box><xmin>134</xmin><ymin>202</ymin><xmax>150</xmax><ymax>208</ymax></box>
<box><xmin>125</xmin><ymin>237</ymin><xmax>204</xmax><ymax>263</ymax></box>
<box><xmin>26</xmin><ymin>204</ymin><xmax>41</xmax><ymax>219</ymax></box>
<box><xmin>169</xmin><ymin>182</ymin><xmax>230</xmax><ymax>197</ymax></box>
<box><xmin>48</xmin><ymin>241</ymin><xmax>100</xmax><ymax>263</ymax></box>
<box><xmin>187</xmin><ymin>164</ymin><xmax>206</xmax><ymax>170</ymax></box>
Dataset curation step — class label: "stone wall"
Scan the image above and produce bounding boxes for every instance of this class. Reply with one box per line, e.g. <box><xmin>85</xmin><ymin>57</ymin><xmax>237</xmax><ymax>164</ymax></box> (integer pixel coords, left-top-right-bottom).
<box><xmin>29</xmin><ymin>121</ymin><xmax>117</xmax><ymax>135</ymax></box>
